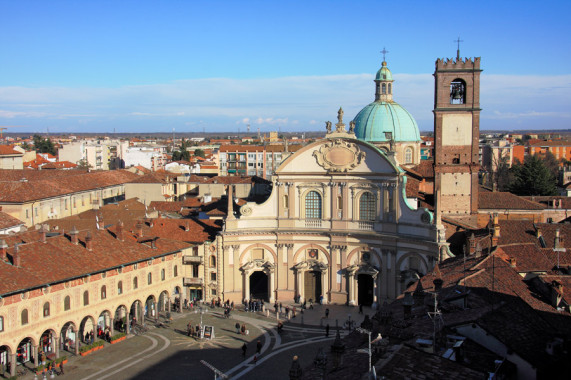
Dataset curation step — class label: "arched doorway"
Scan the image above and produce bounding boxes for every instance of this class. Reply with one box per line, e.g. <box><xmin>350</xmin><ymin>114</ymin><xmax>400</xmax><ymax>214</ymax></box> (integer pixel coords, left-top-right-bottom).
<box><xmin>158</xmin><ymin>291</ymin><xmax>169</xmax><ymax>313</ymax></box>
<box><xmin>0</xmin><ymin>345</ymin><xmax>11</xmax><ymax>374</ymax></box>
<box><xmin>97</xmin><ymin>310</ymin><xmax>111</xmax><ymax>339</ymax></box>
<box><xmin>115</xmin><ymin>305</ymin><xmax>128</xmax><ymax>332</ymax></box>
<box><xmin>357</xmin><ymin>274</ymin><xmax>374</xmax><ymax>306</ymax></box>
<box><xmin>130</xmin><ymin>300</ymin><xmax>143</xmax><ymax>325</ymax></box>
<box><xmin>304</xmin><ymin>271</ymin><xmax>322</xmax><ymax>302</ymax></box>
<box><xmin>249</xmin><ymin>271</ymin><xmax>269</xmax><ymax>301</ymax></box>
<box><xmin>173</xmin><ymin>286</ymin><xmax>182</xmax><ymax>311</ymax></box>
<box><xmin>145</xmin><ymin>296</ymin><xmax>156</xmax><ymax>320</ymax></box>
<box><xmin>60</xmin><ymin>322</ymin><xmax>76</xmax><ymax>354</ymax></box>
<box><xmin>79</xmin><ymin>316</ymin><xmax>95</xmax><ymax>344</ymax></box>
<box><xmin>39</xmin><ymin>329</ymin><xmax>57</xmax><ymax>358</ymax></box>
<box><xmin>16</xmin><ymin>338</ymin><xmax>34</xmax><ymax>365</ymax></box>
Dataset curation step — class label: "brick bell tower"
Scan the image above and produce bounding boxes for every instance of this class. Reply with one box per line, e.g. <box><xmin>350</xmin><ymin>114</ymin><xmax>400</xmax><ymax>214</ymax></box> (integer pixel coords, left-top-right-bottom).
<box><xmin>433</xmin><ymin>48</ymin><xmax>482</xmax><ymax>223</ymax></box>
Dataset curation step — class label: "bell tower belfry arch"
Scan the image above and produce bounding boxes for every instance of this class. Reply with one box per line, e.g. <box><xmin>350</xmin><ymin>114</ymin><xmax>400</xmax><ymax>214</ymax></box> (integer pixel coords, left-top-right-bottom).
<box><xmin>433</xmin><ymin>52</ymin><xmax>482</xmax><ymax>220</ymax></box>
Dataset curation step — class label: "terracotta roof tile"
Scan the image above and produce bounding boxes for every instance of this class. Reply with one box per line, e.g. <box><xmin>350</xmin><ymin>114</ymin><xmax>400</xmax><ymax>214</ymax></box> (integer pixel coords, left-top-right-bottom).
<box><xmin>479</xmin><ymin>192</ymin><xmax>545</xmax><ymax>210</ymax></box>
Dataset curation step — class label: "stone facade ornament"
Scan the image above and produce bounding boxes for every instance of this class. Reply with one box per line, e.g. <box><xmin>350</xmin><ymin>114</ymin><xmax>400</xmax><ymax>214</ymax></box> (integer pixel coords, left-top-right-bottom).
<box><xmin>313</xmin><ymin>139</ymin><xmax>366</xmax><ymax>173</ymax></box>
<box><xmin>293</xmin><ymin>259</ymin><xmax>328</xmax><ymax>272</ymax></box>
<box><xmin>240</xmin><ymin>205</ymin><xmax>253</xmax><ymax>216</ymax></box>
<box><xmin>240</xmin><ymin>259</ymin><xmax>275</xmax><ymax>273</ymax></box>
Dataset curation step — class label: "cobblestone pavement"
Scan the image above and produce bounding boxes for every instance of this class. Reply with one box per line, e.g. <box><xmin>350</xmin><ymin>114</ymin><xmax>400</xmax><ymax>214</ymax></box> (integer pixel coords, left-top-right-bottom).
<box><xmin>15</xmin><ymin>303</ymin><xmax>372</xmax><ymax>380</ymax></box>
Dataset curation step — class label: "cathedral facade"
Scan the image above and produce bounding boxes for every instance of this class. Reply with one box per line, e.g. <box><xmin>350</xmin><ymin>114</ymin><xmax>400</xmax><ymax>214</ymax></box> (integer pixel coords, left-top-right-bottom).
<box><xmin>219</xmin><ymin>113</ymin><xmax>439</xmax><ymax>307</ymax></box>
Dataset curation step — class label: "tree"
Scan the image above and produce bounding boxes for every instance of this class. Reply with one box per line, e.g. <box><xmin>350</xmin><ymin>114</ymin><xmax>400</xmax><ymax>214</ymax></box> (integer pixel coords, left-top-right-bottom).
<box><xmin>508</xmin><ymin>155</ymin><xmax>557</xmax><ymax>196</ymax></box>
<box><xmin>194</xmin><ymin>149</ymin><xmax>205</xmax><ymax>158</ymax></box>
<box><xmin>491</xmin><ymin>152</ymin><xmax>514</xmax><ymax>192</ymax></box>
<box><xmin>33</xmin><ymin>134</ymin><xmax>56</xmax><ymax>155</ymax></box>
<box><xmin>542</xmin><ymin>150</ymin><xmax>560</xmax><ymax>179</ymax></box>
<box><xmin>76</xmin><ymin>159</ymin><xmax>92</xmax><ymax>170</ymax></box>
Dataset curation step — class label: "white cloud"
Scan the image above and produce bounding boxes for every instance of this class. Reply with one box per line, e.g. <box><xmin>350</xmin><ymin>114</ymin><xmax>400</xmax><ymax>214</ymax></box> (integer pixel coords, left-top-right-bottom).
<box><xmin>0</xmin><ymin>73</ymin><xmax>570</xmax><ymax>132</ymax></box>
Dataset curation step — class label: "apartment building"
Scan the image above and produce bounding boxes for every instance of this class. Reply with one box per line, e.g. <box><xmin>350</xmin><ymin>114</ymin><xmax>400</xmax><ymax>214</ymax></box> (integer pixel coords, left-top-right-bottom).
<box><xmin>217</xmin><ymin>144</ymin><xmax>301</xmax><ymax>178</ymax></box>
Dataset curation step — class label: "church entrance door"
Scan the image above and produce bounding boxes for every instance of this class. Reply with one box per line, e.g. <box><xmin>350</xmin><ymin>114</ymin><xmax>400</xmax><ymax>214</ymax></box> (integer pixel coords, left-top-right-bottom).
<box><xmin>249</xmin><ymin>271</ymin><xmax>269</xmax><ymax>301</ymax></box>
<box><xmin>304</xmin><ymin>271</ymin><xmax>322</xmax><ymax>302</ymax></box>
<box><xmin>357</xmin><ymin>274</ymin><xmax>374</xmax><ymax>306</ymax></box>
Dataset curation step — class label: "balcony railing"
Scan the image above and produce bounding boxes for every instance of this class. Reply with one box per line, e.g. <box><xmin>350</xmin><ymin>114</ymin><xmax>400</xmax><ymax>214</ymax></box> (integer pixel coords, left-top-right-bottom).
<box><xmin>183</xmin><ymin>277</ymin><xmax>203</xmax><ymax>286</ymax></box>
<box><xmin>358</xmin><ymin>221</ymin><xmax>374</xmax><ymax>231</ymax></box>
<box><xmin>183</xmin><ymin>256</ymin><xmax>203</xmax><ymax>264</ymax></box>
<box><xmin>305</xmin><ymin>219</ymin><xmax>322</xmax><ymax>228</ymax></box>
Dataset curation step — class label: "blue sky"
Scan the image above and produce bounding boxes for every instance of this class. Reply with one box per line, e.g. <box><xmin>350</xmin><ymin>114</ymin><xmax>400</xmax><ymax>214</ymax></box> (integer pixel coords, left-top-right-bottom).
<box><xmin>1</xmin><ymin>0</ymin><xmax>570</xmax><ymax>133</ymax></box>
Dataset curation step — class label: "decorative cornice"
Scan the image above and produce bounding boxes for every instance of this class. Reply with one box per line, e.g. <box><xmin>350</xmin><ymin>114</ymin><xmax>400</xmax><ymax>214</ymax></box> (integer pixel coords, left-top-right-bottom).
<box><xmin>312</xmin><ymin>139</ymin><xmax>366</xmax><ymax>173</ymax></box>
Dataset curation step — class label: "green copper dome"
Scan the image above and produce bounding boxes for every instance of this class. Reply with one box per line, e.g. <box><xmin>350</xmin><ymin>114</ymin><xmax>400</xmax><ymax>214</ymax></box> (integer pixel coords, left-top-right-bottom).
<box><xmin>375</xmin><ymin>61</ymin><xmax>393</xmax><ymax>81</ymax></box>
<box><xmin>353</xmin><ymin>101</ymin><xmax>420</xmax><ymax>142</ymax></box>
<box><xmin>353</xmin><ymin>60</ymin><xmax>420</xmax><ymax>143</ymax></box>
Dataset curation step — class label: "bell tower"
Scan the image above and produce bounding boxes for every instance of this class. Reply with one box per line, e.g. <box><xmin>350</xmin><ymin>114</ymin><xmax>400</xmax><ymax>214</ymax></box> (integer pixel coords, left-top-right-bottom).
<box><xmin>433</xmin><ymin>53</ymin><xmax>482</xmax><ymax>220</ymax></box>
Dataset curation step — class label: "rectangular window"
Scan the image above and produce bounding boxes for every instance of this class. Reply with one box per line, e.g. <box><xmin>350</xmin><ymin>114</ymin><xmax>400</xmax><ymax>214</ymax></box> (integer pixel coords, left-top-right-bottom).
<box><xmin>283</xmin><ymin>195</ymin><xmax>289</xmax><ymax>209</ymax></box>
<box><xmin>212</xmin><ymin>289</ymin><xmax>217</xmax><ymax>295</ymax></box>
<box><xmin>0</xmin><ymin>316</ymin><xmax>3</xmax><ymax>332</ymax></box>
<box><xmin>211</xmin><ymin>272</ymin><xmax>217</xmax><ymax>281</ymax></box>
<box><xmin>64</xmin><ymin>199</ymin><xmax>68</xmax><ymax>210</ymax></box>
<box><xmin>26</xmin><ymin>209</ymin><xmax>29</xmax><ymax>219</ymax></box>
<box><xmin>34</xmin><ymin>208</ymin><xmax>38</xmax><ymax>217</ymax></box>
<box><xmin>193</xmin><ymin>265</ymin><xmax>199</xmax><ymax>277</ymax></box>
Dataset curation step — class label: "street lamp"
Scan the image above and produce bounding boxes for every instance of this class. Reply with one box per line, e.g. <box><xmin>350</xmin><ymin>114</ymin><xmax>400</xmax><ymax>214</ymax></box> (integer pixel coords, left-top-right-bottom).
<box><xmin>195</xmin><ymin>306</ymin><xmax>208</xmax><ymax>337</ymax></box>
<box><xmin>356</xmin><ymin>327</ymin><xmax>372</xmax><ymax>374</ymax></box>
<box><xmin>330</xmin><ymin>328</ymin><xmax>345</xmax><ymax>370</ymax></box>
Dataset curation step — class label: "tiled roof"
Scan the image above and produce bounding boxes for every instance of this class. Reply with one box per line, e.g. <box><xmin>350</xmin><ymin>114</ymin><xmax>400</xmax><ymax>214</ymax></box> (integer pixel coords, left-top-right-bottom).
<box><xmin>0</xmin><ymin>227</ymin><xmax>190</xmax><ymax>295</ymax></box>
<box><xmin>523</xmin><ymin>195</ymin><xmax>571</xmax><ymax>209</ymax></box>
<box><xmin>0</xmin><ymin>170</ymin><xmax>139</xmax><ymax>203</ymax></box>
<box><xmin>410</xmin><ymin>160</ymin><xmax>434</xmax><ymax>179</ymax></box>
<box><xmin>479</xmin><ymin>192</ymin><xmax>544</xmax><ymax>210</ymax></box>
<box><xmin>129</xmin><ymin>171</ymin><xmax>176</xmax><ymax>184</ymax></box>
<box><xmin>0</xmin><ymin>146</ymin><xmax>23</xmax><ymax>156</ymax></box>
<box><xmin>0</xmin><ymin>211</ymin><xmax>24</xmax><ymax>229</ymax></box>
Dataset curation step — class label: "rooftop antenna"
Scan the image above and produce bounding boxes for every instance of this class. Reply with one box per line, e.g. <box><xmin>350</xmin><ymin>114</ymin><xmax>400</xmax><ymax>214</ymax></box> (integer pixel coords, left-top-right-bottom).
<box><xmin>247</xmin><ymin>124</ymin><xmax>250</xmax><ymax>133</ymax></box>
<box><xmin>427</xmin><ymin>291</ymin><xmax>443</xmax><ymax>353</ymax></box>
<box><xmin>172</xmin><ymin>128</ymin><xmax>175</xmax><ymax>151</ymax></box>
<box><xmin>257</xmin><ymin>127</ymin><xmax>260</xmax><ymax>140</ymax></box>
<box><xmin>454</xmin><ymin>36</ymin><xmax>463</xmax><ymax>60</ymax></box>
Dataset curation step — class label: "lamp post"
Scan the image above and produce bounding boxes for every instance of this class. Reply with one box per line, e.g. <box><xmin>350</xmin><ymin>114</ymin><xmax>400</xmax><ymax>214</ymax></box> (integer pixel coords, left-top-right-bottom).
<box><xmin>314</xmin><ymin>347</ymin><xmax>328</xmax><ymax>380</ymax></box>
<box><xmin>195</xmin><ymin>306</ymin><xmax>208</xmax><ymax>337</ymax></box>
<box><xmin>356</xmin><ymin>327</ymin><xmax>372</xmax><ymax>374</ymax></box>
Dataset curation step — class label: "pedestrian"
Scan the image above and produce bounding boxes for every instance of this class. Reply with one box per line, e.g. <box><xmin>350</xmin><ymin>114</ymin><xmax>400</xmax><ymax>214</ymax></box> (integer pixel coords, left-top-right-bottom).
<box><xmin>254</xmin><ymin>355</ymin><xmax>258</xmax><ymax>365</ymax></box>
<box><xmin>326</xmin><ymin>324</ymin><xmax>330</xmax><ymax>337</ymax></box>
<box><xmin>319</xmin><ymin>294</ymin><xmax>324</xmax><ymax>304</ymax></box>
<box><xmin>292</xmin><ymin>306</ymin><xmax>296</xmax><ymax>318</ymax></box>
<box><xmin>242</xmin><ymin>342</ymin><xmax>247</xmax><ymax>357</ymax></box>
<box><xmin>231</xmin><ymin>301</ymin><xmax>234</xmax><ymax>310</ymax></box>
<box><xmin>241</xmin><ymin>324</ymin><xmax>246</xmax><ymax>335</ymax></box>
<box><xmin>256</xmin><ymin>339</ymin><xmax>262</xmax><ymax>354</ymax></box>
<box><xmin>84</xmin><ymin>331</ymin><xmax>89</xmax><ymax>343</ymax></box>
<box><xmin>279</xmin><ymin>302</ymin><xmax>283</xmax><ymax>313</ymax></box>
<box><xmin>359</xmin><ymin>304</ymin><xmax>364</xmax><ymax>314</ymax></box>
<box><xmin>235</xmin><ymin>322</ymin><xmax>241</xmax><ymax>334</ymax></box>
<box><xmin>325</xmin><ymin>308</ymin><xmax>330</xmax><ymax>319</ymax></box>
<box><xmin>59</xmin><ymin>360</ymin><xmax>64</xmax><ymax>375</ymax></box>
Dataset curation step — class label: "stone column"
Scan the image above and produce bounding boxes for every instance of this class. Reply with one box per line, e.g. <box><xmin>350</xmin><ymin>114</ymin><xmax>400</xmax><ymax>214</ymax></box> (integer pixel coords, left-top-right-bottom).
<box><xmin>341</xmin><ymin>183</ymin><xmax>349</xmax><ymax>220</ymax></box>
<box><xmin>286</xmin><ymin>244</ymin><xmax>294</xmax><ymax>289</ymax></box>
<box><xmin>269</xmin><ymin>268</ymin><xmax>276</xmax><ymax>303</ymax></box>
<box><xmin>126</xmin><ymin>312</ymin><xmax>131</xmax><ymax>334</ymax></box>
<box><xmin>331</xmin><ymin>183</ymin><xmax>339</xmax><ymax>219</ymax></box>
<box><xmin>32</xmin><ymin>345</ymin><xmax>39</xmax><ymax>367</ymax></box>
<box><xmin>110</xmin><ymin>317</ymin><xmax>115</xmax><ymax>335</ymax></box>
<box><xmin>243</xmin><ymin>270</ymin><xmax>250</xmax><ymax>302</ymax></box>
<box><xmin>288</xmin><ymin>182</ymin><xmax>296</xmax><ymax>218</ymax></box>
<box><xmin>9</xmin><ymin>353</ymin><xmax>15</xmax><ymax>377</ymax></box>
<box><xmin>381</xmin><ymin>250</ymin><xmax>388</xmax><ymax>301</ymax></box>
<box><xmin>54</xmin><ymin>337</ymin><xmax>60</xmax><ymax>359</ymax></box>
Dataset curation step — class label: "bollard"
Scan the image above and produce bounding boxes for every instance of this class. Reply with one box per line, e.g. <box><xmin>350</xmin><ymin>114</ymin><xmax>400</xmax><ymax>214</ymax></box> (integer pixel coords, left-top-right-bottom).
<box><xmin>266</xmin><ymin>309</ymin><xmax>269</xmax><ymax>318</ymax></box>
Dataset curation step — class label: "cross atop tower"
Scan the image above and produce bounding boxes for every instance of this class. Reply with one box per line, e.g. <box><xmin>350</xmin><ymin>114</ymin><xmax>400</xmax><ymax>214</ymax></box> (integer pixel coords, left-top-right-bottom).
<box><xmin>381</xmin><ymin>47</ymin><xmax>389</xmax><ymax>62</ymax></box>
<box><xmin>454</xmin><ymin>37</ymin><xmax>463</xmax><ymax>60</ymax></box>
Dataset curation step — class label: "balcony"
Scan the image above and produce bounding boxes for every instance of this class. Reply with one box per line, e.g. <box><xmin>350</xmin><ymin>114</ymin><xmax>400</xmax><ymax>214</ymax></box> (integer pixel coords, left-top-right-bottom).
<box><xmin>305</xmin><ymin>219</ymin><xmax>322</xmax><ymax>228</ymax></box>
<box><xmin>183</xmin><ymin>255</ymin><xmax>203</xmax><ymax>264</ymax></box>
<box><xmin>358</xmin><ymin>221</ymin><xmax>374</xmax><ymax>231</ymax></box>
<box><xmin>183</xmin><ymin>277</ymin><xmax>203</xmax><ymax>286</ymax></box>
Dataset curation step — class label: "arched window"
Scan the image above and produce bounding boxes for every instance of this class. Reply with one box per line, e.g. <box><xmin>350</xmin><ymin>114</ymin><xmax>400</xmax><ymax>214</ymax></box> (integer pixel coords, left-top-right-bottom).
<box><xmin>388</xmin><ymin>83</ymin><xmax>392</xmax><ymax>94</ymax></box>
<box><xmin>83</xmin><ymin>291</ymin><xmax>89</xmax><ymax>306</ymax></box>
<box><xmin>210</xmin><ymin>255</ymin><xmax>216</xmax><ymax>268</ymax></box>
<box><xmin>382</xmin><ymin>83</ymin><xmax>386</xmax><ymax>94</ymax></box>
<box><xmin>173</xmin><ymin>265</ymin><xmax>178</xmax><ymax>277</ymax></box>
<box><xmin>0</xmin><ymin>316</ymin><xmax>4</xmax><ymax>332</ymax></box>
<box><xmin>118</xmin><ymin>281</ymin><xmax>123</xmax><ymax>295</ymax></box>
<box><xmin>101</xmin><ymin>285</ymin><xmax>107</xmax><ymax>300</ymax></box>
<box><xmin>305</xmin><ymin>191</ymin><xmax>322</xmax><ymax>219</ymax></box>
<box><xmin>359</xmin><ymin>192</ymin><xmax>377</xmax><ymax>221</ymax></box>
<box><xmin>64</xmin><ymin>296</ymin><xmax>71</xmax><ymax>311</ymax></box>
<box><xmin>161</xmin><ymin>269</ymin><xmax>165</xmax><ymax>281</ymax></box>
<box><xmin>450</xmin><ymin>78</ymin><xmax>466</xmax><ymax>104</ymax></box>
<box><xmin>405</xmin><ymin>147</ymin><xmax>413</xmax><ymax>164</ymax></box>
<box><xmin>21</xmin><ymin>309</ymin><xmax>28</xmax><ymax>325</ymax></box>
<box><xmin>133</xmin><ymin>276</ymin><xmax>138</xmax><ymax>289</ymax></box>
<box><xmin>148</xmin><ymin>273</ymin><xmax>152</xmax><ymax>285</ymax></box>
<box><xmin>43</xmin><ymin>302</ymin><xmax>50</xmax><ymax>317</ymax></box>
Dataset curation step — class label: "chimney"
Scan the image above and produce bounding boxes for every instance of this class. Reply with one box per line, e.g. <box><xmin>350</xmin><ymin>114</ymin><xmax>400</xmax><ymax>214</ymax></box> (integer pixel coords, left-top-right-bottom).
<box><xmin>116</xmin><ymin>221</ymin><xmax>124</xmax><ymax>241</ymax></box>
<box><xmin>70</xmin><ymin>226</ymin><xmax>79</xmax><ymax>245</ymax></box>
<box><xmin>0</xmin><ymin>239</ymin><xmax>7</xmax><ymax>260</ymax></box>
<box><xmin>40</xmin><ymin>224</ymin><xmax>47</xmax><ymax>243</ymax></box>
<box><xmin>85</xmin><ymin>232</ymin><xmax>93</xmax><ymax>251</ymax></box>
<box><xmin>551</xmin><ymin>281</ymin><xmax>563</xmax><ymax>308</ymax></box>
<box><xmin>492</xmin><ymin>213</ymin><xmax>500</xmax><ymax>246</ymax></box>
<box><xmin>536</xmin><ymin>227</ymin><xmax>543</xmax><ymax>238</ymax></box>
<box><xmin>554</xmin><ymin>229</ymin><xmax>561</xmax><ymax>249</ymax></box>
<box><xmin>12</xmin><ymin>244</ymin><xmax>21</xmax><ymax>267</ymax></box>
<box><xmin>468</xmin><ymin>233</ymin><xmax>476</xmax><ymax>255</ymax></box>
<box><xmin>508</xmin><ymin>257</ymin><xmax>517</xmax><ymax>268</ymax></box>
<box><xmin>227</xmin><ymin>184</ymin><xmax>235</xmax><ymax>220</ymax></box>
<box><xmin>97</xmin><ymin>212</ymin><xmax>105</xmax><ymax>230</ymax></box>
<box><xmin>136</xmin><ymin>221</ymin><xmax>144</xmax><ymax>238</ymax></box>
<box><xmin>475</xmin><ymin>242</ymin><xmax>482</xmax><ymax>258</ymax></box>
<box><xmin>184</xmin><ymin>220</ymin><xmax>190</xmax><ymax>232</ymax></box>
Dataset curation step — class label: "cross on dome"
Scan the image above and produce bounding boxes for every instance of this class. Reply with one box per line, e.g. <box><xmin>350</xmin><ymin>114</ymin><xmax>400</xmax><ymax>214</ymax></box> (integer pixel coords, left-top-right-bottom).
<box><xmin>381</xmin><ymin>47</ymin><xmax>389</xmax><ymax>62</ymax></box>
